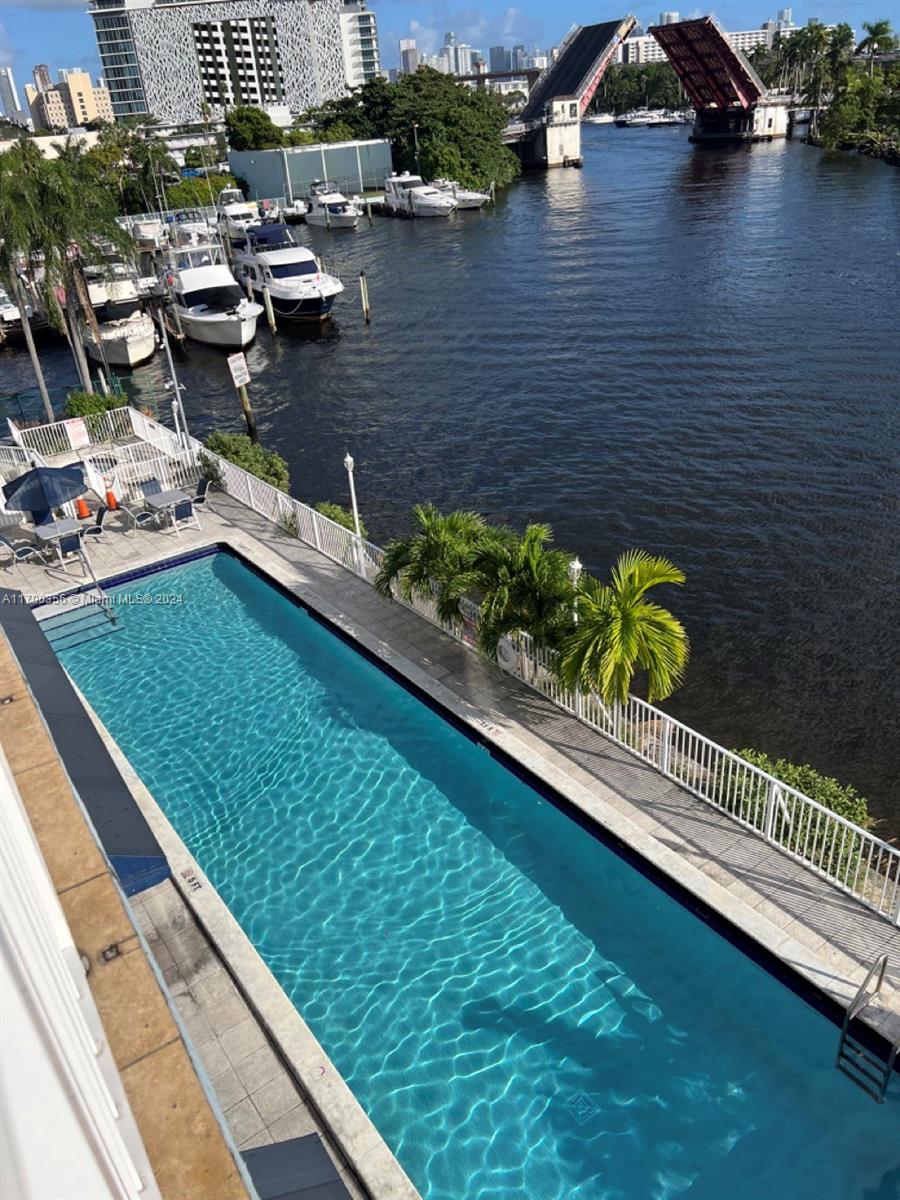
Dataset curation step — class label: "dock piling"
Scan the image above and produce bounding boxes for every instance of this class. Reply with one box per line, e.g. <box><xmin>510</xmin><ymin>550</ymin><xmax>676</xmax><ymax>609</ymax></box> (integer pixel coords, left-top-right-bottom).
<box><xmin>262</xmin><ymin>286</ymin><xmax>277</xmax><ymax>335</ymax></box>
<box><xmin>359</xmin><ymin>270</ymin><xmax>371</xmax><ymax>324</ymax></box>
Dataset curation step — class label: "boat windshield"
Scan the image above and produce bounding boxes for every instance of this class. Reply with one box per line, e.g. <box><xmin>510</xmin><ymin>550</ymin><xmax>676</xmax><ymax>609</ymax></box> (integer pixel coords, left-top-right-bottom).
<box><xmin>399</xmin><ymin>176</ymin><xmax>424</xmax><ymax>189</ymax></box>
<box><xmin>181</xmin><ymin>284</ymin><xmax>245</xmax><ymax>309</ymax></box>
<box><xmin>269</xmin><ymin>261</ymin><xmax>317</xmax><ymax>279</ymax></box>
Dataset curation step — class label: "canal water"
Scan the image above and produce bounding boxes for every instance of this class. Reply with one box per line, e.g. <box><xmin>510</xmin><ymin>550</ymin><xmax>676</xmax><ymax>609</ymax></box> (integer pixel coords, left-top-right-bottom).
<box><xmin>3</xmin><ymin>127</ymin><xmax>899</xmax><ymax>831</ymax></box>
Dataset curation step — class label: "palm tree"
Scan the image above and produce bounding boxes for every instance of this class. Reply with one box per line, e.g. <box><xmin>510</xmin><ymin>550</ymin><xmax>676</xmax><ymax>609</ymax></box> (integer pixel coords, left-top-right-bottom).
<box><xmin>375</xmin><ymin>504</ymin><xmax>486</xmax><ymax>623</ymax></box>
<box><xmin>0</xmin><ymin>141</ymin><xmax>56</xmax><ymax>421</ymax></box>
<box><xmin>856</xmin><ymin>20</ymin><xmax>895</xmax><ymax>76</ymax></box>
<box><xmin>556</xmin><ymin>549</ymin><xmax>689</xmax><ymax>707</ymax></box>
<box><xmin>473</xmin><ymin>523</ymin><xmax>575</xmax><ymax>660</ymax></box>
<box><xmin>828</xmin><ymin>23</ymin><xmax>857</xmax><ymax>90</ymax></box>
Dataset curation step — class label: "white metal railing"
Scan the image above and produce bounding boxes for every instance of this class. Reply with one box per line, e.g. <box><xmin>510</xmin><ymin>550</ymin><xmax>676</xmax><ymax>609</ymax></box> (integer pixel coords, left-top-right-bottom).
<box><xmin>8</xmin><ymin>407</ymin><xmax>134</xmax><ymax>459</ymax></box>
<box><xmin>18</xmin><ymin>405</ymin><xmax>899</xmax><ymax>925</ymax></box>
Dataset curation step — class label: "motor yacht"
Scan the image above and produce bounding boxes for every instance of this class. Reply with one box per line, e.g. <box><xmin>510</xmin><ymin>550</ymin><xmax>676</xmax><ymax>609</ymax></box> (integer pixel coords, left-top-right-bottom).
<box><xmin>169</xmin><ymin>208</ymin><xmax>212</xmax><ymax>246</ymax></box>
<box><xmin>85</xmin><ymin>310</ymin><xmax>157</xmax><ymax>368</ymax></box>
<box><xmin>304</xmin><ymin>181</ymin><xmax>362</xmax><ymax>229</ymax></box>
<box><xmin>0</xmin><ymin>287</ymin><xmax>31</xmax><ymax>339</ymax></box>
<box><xmin>430</xmin><ymin>178</ymin><xmax>490</xmax><ymax>210</ymax></box>
<box><xmin>166</xmin><ymin>243</ymin><xmax>262</xmax><ymax>348</ymax></box>
<box><xmin>216</xmin><ymin>187</ymin><xmax>262</xmax><ymax>242</ymax></box>
<box><xmin>232</xmin><ymin>225</ymin><xmax>343</xmax><ymax>323</ymax></box>
<box><xmin>383</xmin><ymin>173</ymin><xmax>456</xmax><ymax>218</ymax></box>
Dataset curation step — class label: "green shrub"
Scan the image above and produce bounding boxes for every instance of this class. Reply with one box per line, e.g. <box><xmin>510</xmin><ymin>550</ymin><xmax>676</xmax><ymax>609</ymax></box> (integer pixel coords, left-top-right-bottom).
<box><xmin>315</xmin><ymin>501</ymin><xmax>367</xmax><ymax>539</ymax></box>
<box><xmin>65</xmin><ymin>390</ymin><xmax>125</xmax><ymax>418</ymax></box>
<box><xmin>732</xmin><ymin>749</ymin><xmax>870</xmax><ymax>828</ymax></box>
<box><xmin>202</xmin><ymin>432</ymin><xmax>290</xmax><ymax>492</ymax></box>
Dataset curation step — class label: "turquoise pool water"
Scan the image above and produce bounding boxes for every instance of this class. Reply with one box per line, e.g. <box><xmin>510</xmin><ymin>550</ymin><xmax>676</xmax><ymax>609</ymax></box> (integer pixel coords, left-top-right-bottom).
<box><xmin>57</xmin><ymin>554</ymin><xmax>899</xmax><ymax>1200</ymax></box>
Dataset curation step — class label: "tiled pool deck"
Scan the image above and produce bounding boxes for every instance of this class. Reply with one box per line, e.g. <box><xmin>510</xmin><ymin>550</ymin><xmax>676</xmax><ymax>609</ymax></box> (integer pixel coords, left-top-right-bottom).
<box><xmin>6</xmin><ymin>488</ymin><xmax>898</xmax><ymax>1172</ymax></box>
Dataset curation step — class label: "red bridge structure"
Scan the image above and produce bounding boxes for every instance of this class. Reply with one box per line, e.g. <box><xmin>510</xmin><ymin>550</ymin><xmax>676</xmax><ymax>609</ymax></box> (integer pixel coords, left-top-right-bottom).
<box><xmin>502</xmin><ymin>16</ymin><xmax>636</xmax><ymax>167</ymax></box>
<box><xmin>649</xmin><ymin>16</ymin><xmax>790</xmax><ymax>143</ymax></box>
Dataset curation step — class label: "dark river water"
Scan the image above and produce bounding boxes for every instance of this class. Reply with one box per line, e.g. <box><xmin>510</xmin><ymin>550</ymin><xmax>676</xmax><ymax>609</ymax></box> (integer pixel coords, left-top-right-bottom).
<box><xmin>3</xmin><ymin>127</ymin><xmax>899</xmax><ymax>832</ymax></box>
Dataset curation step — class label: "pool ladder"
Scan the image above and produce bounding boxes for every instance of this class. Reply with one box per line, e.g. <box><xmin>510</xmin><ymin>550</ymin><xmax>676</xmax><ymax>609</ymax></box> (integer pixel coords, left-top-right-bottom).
<box><xmin>835</xmin><ymin>953</ymin><xmax>898</xmax><ymax>1102</ymax></box>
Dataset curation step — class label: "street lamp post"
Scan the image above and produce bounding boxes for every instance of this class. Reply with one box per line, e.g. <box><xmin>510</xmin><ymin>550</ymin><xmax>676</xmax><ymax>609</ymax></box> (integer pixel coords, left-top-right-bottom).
<box><xmin>568</xmin><ymin>556</ymin><xmax>583</xmax><ymax>624</ymax></box>
<box><xmin>343</xmin><ymin>452</ymin><xmax>364</xmax><ymax>577</ymax></box>
<box><xmin>412</xmin><ymin>122</ymin><xmax>421</xmax><ymax>176</ymax></box>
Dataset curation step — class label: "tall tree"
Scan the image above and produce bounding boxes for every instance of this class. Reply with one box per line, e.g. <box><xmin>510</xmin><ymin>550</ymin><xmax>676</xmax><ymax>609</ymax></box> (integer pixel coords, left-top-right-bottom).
<box><xmin>375</xmin><ymin>504</ymin><xmax>486</xmax><ymax>623</ymax></box>
<box><xmin>856</xmin><ymin>20</ymin><xmax>896</xmax><ymax>76</ymax></box>
<box><xmin>556</xmin><ymin>550</ymin><xmax>689</xmax><ymax>707</ymax></box>
<box><xmin>0</xmin><ymin>141</ymin><xmax>55</xmax><ymax>419</ymax></box>
<box><xmin>224</xmin><ymin>106</ymin><xmax>284</xmax><ymax>151</ymax></box>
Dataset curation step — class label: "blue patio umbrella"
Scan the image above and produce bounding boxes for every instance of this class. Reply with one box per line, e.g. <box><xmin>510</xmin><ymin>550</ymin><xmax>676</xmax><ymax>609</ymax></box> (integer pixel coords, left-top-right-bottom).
<box><xmin>2</xmin><ymin>464</ymin><xmax>88</xmax><ymax>522</ymax></box>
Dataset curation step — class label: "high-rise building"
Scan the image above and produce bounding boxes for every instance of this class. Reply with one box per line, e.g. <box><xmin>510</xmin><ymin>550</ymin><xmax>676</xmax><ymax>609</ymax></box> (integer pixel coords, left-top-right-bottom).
<box><xmin>25</xmin><ymin>70</ymin><xmax>114</xmax><ymax>130</ymax></box>
<box><xmin>89</xmin><ymin>0</ymin><xmax>345</xmax><ymax>123</ymax></box>
<box><xmin>511</xmin><ymin>44</ymin><xmax>527</xmax><ymax>70</ymax></box>
<box><xmin>489</xmin><ymin>46</ymin><xmax>511</xmax><ymax>72</ymax></box>
<box><xmin>454</xmin><ymin>44</ymin><xmax>474</xmax><ymax>75</ymax></box>
<box><xmin>32</xmin><ymin>64</ymin><xmax>52</xmax><ymax>93</ymax></box>
<box><xmin>0</xmin><ymin>67</ymin><xmax>26</xmax><ymax>125</ymax></box>
<box><xmin>399</xmin><ymin>38</ymin><xmax>419</xmax><ymax>75</ymax></box>
<box><xmin>658</xmin><ymin>12</ymin><xmax>680</xmax><ymax>25</ymax></box>
<box><xmin>340</xmin><ymin>0</ymin><xmax>379</xmax><ymax>88</ymax></box>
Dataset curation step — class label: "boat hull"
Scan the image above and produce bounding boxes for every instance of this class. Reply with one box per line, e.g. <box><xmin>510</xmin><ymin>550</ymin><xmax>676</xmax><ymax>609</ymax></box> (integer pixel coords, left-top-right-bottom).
<box><xmin>305</xmin><ymin>211</ymin><xmax>359</xmax><ymax>229</ymax></box>
<box><xmin>84</xmin><ymin>313</ymin><xmax>157</xmax><ymax>367</ymax></box>
<box><xmin>250</xmin><ymin>287</ymin><xmax>336</xmax><ymax>323</ymax></box>
<box><xmin>453</xmin><ymin>196</ymin><xmax>488</xmax><ymax>210</ymax></box>
<box><xmin>178</xmin><ymin>309</ymin><xmax>259</xmax><ymax>348</ymax></box>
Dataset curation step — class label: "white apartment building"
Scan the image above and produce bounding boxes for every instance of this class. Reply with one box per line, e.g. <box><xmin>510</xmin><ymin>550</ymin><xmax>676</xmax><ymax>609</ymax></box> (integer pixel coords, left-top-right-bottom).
<box><xmin>340</xmin><ymin>0</ymin><xmax>380</xmax><ymax>89</ymax></box>
<box><xmin>89</xmin><ymin>0</ymin><xmax>346</xmax><ymax>122</ymax></box>
<box><xmin>618</xmin><ymin>15</ymin><xmax>832</xmax><ymax>66</ymax></box>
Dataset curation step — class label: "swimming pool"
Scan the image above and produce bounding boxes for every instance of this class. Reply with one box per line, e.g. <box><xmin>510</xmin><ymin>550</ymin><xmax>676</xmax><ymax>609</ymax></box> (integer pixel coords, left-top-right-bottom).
<box><xmin>56</xmin><ymin>552</ymin><xmax>899</xmax><ymax>1200</ymax></box>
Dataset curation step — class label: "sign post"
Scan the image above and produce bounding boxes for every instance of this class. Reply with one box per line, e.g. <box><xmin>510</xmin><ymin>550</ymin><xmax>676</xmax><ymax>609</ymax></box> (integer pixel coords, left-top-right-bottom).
<box><xmin>227</xmin><ymin>353</ymin><xmax>257</xmax><ymax>443</ymax></box>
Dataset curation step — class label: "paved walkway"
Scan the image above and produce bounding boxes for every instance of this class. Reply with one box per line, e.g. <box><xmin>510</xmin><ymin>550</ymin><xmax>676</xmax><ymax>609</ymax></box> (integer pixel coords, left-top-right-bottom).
<box><xmin>11</xmin><ymin>490</ymin><xmax>899</xmax><ymax>1046</ymax></box>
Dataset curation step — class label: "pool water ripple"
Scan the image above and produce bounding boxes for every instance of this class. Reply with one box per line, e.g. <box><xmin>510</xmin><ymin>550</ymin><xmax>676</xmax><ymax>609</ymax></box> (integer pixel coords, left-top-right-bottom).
<box><xmin>56</xmin><ymin>554</ymin><xmax>899</xmax><ymax>1199</ymax></box>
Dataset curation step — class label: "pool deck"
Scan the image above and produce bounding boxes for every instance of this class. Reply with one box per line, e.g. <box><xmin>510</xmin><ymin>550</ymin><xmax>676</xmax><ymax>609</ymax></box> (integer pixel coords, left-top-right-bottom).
<box><xmin>8</xmin><ymin>491</ymin><xmax>898</xmax><ymax>1103</ymax></box>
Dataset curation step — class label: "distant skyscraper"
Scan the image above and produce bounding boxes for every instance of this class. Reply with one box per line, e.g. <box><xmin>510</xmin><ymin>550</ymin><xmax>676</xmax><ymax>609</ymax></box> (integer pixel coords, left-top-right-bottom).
<box><xmin>0</xmin><ymin>67</ymin><xmax>24</xmax><ymax>124</ymax></box>
<box><xmin>511</xmin><ymin>44</ymin><xmax>527</xmax><ymax>70</ymax></box>
<box><xmin>454</xmin><ymin>44</ymin><xmax>473</xmax><ymax>75</ymax></box>
<box><xmin>658</xmin><ymin>12</ymin><xmax>680</xmax><ymax>24</ymax></box>
<box><xmin>32</xmin><ymin>64</ymin><xmax>52</xmax><ymax>93</ymax></box>
<box><xmin>399</xmin><ymin>38</ymin><xmax>419</xmax><ymax>74</ymax></box>
<box><xmin>489</xmin><ymin>46</ymin><xmax>510</xmax><ymax>72</ymax></box>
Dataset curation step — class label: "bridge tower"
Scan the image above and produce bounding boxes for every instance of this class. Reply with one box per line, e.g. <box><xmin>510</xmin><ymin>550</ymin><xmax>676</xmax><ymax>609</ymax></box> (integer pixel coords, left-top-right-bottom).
<box><xmin>649</xmin><ymin>17</ymin><xmax>788</xmax><ymax>144</ymax></box>
<box><xmin>504</xmin><ymin>17</ymin><xmax>635</xmax><ymax>168</ymax></box>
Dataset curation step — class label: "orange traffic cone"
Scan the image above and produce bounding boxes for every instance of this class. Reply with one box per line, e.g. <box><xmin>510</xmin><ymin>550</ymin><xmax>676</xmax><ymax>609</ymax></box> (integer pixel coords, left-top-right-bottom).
<box><xmin>76</xmin><ymin>497</ymin><xmax>91</xmax><ymax>520</ymax></box>
<box><xmin>105</xmin><ymin>489</ymin><xmax>118</xmax><ymax>511</ymax></box>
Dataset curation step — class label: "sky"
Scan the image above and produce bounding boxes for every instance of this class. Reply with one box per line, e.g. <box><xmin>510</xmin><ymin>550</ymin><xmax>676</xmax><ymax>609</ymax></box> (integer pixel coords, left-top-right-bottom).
<box><xmin>0</xmin><ymin>0</ymin><xmax>879</xmax><ymax>95</ymax></box>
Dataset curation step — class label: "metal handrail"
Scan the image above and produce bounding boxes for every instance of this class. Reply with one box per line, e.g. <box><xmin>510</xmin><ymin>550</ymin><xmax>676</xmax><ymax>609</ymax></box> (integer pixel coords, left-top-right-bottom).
<box><xmin>844</xmin><ymin>953</ymin><xmax>889</xmax><ymax>1030</ymax></box>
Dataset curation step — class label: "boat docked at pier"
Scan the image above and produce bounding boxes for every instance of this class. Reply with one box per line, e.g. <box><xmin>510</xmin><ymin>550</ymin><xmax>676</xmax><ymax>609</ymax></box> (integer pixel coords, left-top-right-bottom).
<box><xmin>232</xmin><ymin>225</ymin><xmax>343</xmax><ymax>323</ymax></box>
<box><xmin>0</xmin><ymin>287</ymin><xmax>31</xmax><ymax>340</ymax></box>
<box><xmin>169</xmin><ymin>208</ymin><xmax>212</xmax><ymax>247</ymax></box>
<box><xmin>615</xmin><ymin>109</ymin><xmax>690</xmax><ymax>128</ymax></box>
<box><xmin>216</xmin><ymin>187</ymin><xmax>262</xmax><ymax>243</ymax></box>
<box><xmin>166</xmin><ymin>243</ymin><xmax>262</xmax><ymax>348</ymax></box>
<box><xmin>383</xmin><ymin>173</ymin><xmax>456</xmax><ymax>218</ymax></box>
<box><xmin>304</xmin><ymin>181</ymin><xmax>362</xmax><ymax>229</ymax></box>
<box><xmin>85</xmin><ymin>310</ymin><xmax>157</xmax><ymax>367</ymax></box>
<box><xmin>430</xmin><ymin>179</ymin><xmax>490</xmax><ymax>210</ymax></box>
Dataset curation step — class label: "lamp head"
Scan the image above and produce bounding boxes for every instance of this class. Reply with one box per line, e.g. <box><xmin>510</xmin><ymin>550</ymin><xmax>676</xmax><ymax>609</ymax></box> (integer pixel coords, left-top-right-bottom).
<box><xmin>343</xmin><ymin>452</ymin><xmax>354</xmax><ymax>472</ymax></box>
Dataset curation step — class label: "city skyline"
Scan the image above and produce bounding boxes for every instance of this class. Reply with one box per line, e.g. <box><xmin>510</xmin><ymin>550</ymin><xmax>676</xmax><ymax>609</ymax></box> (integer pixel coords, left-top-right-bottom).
<box><xmin>0</xmin><ymin>0</ymin><xmax>879</xmax><ymax>105</ymax></box>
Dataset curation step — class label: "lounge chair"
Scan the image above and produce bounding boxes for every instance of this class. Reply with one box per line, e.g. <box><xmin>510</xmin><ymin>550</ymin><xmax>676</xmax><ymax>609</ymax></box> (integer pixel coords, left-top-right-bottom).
<box><xmin>141</xmin><ymin>478</ymin><xmax>162</xmax><ymax>497</ymax></box>
<box><xmin>82</xmin><ymin>504</ymin><xmax>108</xmax><ymax>542</ymax></box>
<box><xmin>0</xmin><ymin>533</ymin><xmax>46</xmax><ymax>570</ymax></box>
<box><xmin>120</xmin><ymin>500</ymin><xmax>158</xmax><ymax>534</ymax></box>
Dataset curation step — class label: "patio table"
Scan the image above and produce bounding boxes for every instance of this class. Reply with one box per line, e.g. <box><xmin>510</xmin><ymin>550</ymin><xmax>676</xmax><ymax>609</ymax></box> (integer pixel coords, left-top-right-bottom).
<box><xmin>33</xmin><ymin>517</ymin><xmax>84</xmax><ymax>566</ymax></box>
<box><xmin>143</xmin><ymin>489</ymin><xmax>190</xmax><ymax>529</ymax></box>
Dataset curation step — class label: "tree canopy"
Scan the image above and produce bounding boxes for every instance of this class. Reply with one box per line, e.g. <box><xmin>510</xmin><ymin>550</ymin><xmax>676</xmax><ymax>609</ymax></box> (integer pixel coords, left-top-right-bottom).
<box><xmin>589</xmin><ymin>63</ymin><xmax>685</xmax><ymax>115</ymax></box>
<box><xmin>224</xmin><ymin>105</ymin><xmax>285</xmax><ymax>151</ymax></box>
<box><xmin>304</xmin><ymin>69</ymin><xmax>520</xmax><ymax>189</ymax></box>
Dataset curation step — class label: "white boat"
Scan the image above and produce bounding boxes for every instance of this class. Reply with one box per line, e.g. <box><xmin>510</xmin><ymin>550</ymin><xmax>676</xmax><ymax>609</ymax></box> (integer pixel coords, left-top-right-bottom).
<box><xmin>215</xmin><ymin>187</ymin><xmax>261</xmax><ymax>243</ymax></box>
<box><xmin>233</xmin><ymin>225</ymin><xmax>343</xmax><ymax>323</ymax></box>
<box><xmin>615</xmin><ymin>108</ymin><xmax>689</xmax><ymax>128</ymax></box>
<box><xmin>85</xmin><ymin>310</ymin><xmax>157</xmax><ymax>367</ymax></box>
<box><xmin>170</xmin><ymin>208</ymin><xmax>212</xmax><ymax>246</ymax></box>
<box><xmin>282</xmin><ymin>199</ymin><xmax>308</xmax><ymax>224</ymax></box>
<box><xmin>430</xmin><ymin>178</ymin><xmax>490</xmax><ymax>210</ymax></box>
<box><xmin>131</xmin><ymin>219</ymin><xmax>165</xmax><ymax>250</ymax></box>
<box><xmin>166</xmin><ymin>243</ymin><xmax>262</xmax><ymax>348</ymax></box>
<box><xmin>383</xmin><ymin>172</ymin><xmax>456</xmax><ymax>218</ymax></box>
<box><xmin>584</xmin><ymin>113</ymin><xmax>615</xmax><ymax>124</ymax></box>
<box><xmin>304</xmin><ymin>181</ymin><xmax>361</xmax><ymax>229</ymax></box>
